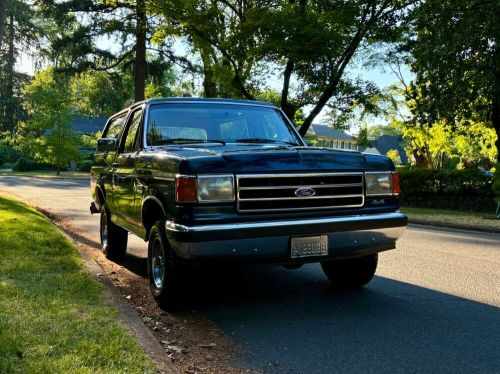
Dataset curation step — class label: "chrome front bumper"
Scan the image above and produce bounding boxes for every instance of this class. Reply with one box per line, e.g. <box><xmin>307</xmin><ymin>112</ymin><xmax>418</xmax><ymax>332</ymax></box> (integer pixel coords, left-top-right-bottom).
<box><xmin>166</xmin><ymin>212</ymin><xmax>407</xmax><ymax>264</ymax></box>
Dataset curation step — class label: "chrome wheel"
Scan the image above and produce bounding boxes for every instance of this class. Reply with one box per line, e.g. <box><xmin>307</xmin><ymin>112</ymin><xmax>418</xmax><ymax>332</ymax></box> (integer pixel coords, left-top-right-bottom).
<box><xmin>151</xmin><ymin>237</ymin><xmax>166</xmax><ymax>288</ymax></box>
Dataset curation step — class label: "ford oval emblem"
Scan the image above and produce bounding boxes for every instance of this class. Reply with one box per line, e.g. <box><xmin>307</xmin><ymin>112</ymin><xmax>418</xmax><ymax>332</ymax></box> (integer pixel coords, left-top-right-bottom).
<box><xmin>295</xmin><ymin>187</ymin><xmax>316</xmax><ymax>197</ymax></box>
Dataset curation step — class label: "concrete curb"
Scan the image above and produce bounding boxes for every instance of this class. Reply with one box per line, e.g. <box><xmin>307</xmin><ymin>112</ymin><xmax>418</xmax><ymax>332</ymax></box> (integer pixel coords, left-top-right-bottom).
<box><xmin>408</xmin><ymin>217</ymin><xmax>500</xmax><ymax>234</ymax></box>
<box><xmin>0</xmin><ymin>192</ymin><xmax>179</xmax><ymax>374</ymax></box>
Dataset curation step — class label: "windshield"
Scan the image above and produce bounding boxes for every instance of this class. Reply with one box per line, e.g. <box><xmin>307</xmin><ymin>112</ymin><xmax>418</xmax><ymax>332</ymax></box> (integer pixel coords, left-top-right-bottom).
<box><xmin>146</xmin><ymin>103</ymin><xmax>303</xmax><ymax>146</ymax></box>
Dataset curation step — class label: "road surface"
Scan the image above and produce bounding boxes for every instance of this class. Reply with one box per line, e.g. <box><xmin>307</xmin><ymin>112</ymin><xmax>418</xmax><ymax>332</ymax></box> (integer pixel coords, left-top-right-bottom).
<box><xmin>1</xmin><ymin>176</ymin><xmax>499</xmax><ymax>373</ymax></box>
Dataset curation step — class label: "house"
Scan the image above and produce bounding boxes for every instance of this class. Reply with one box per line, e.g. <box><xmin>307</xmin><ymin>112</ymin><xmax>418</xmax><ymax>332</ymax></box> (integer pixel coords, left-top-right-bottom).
<box><xmin>365</xmin><ymin>135</ymin><xmax>408</xmax><ymax>165</ymax></box>
<box><xmin>71</xmin><ymin>116</ymin><xmax>107</xmax><ymax>135</ymax></box>
<box><xmin>305</xmin><ymin>124</ymin><xmax>358</xmax><ymax>150</ymax></box>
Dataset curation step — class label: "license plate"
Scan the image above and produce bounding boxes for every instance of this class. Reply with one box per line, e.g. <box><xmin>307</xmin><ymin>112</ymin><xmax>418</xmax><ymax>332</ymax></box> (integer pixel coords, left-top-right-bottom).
<box><xmin>291</xmin><ymin>235</ymin><xmax>328</xmax><ymax>258</ymax></box>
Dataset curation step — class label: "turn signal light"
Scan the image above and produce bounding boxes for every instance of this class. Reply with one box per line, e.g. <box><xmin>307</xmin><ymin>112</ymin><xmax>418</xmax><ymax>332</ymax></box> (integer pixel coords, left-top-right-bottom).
<box><xmin>392</xmin><ymin>172</ymin><xmax>400</xmax><ymax>195</ymax></box>
<box><xmin>175</xmin><ymin>176</ymin><xmax>197</xmax><ymax>202</ymax></box>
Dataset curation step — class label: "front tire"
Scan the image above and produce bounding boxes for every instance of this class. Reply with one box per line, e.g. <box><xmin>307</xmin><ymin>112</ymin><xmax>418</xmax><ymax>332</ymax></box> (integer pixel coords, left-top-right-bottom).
<box><xmin>321</xmin><ymin>254</ymin><xmax>378</xmax><ymax>288</ymax></box>
<box><xmin>147</xmin><ymin>220</ymin><xmax>183</xmax><ymax>311</ymax></box>
<box><xmin>100</xmin><ymin>203</ymin><xmax>128</xmax><ymax>260</ymax></box>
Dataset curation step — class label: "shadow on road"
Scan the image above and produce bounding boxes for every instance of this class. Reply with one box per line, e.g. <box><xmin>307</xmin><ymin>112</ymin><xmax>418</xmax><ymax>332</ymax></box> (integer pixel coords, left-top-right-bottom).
<box><xmin>169</xmin><ymin>265</ymin><xmax>499</xmax><ymax>374</ymax></box>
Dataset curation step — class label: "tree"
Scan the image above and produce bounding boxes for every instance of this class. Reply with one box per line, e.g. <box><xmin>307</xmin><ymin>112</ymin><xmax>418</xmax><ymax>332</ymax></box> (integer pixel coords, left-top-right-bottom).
<box><xmin>151</xmin><ymin>0</ymin><xmax>417</xmax><ymax>132</ymax></box>
<box><xmin>367</xmin><ymin>124</ymin><xmax>400</xmax><ymax>138</ymax></box>
<box><xmin>36</xmin><ymin>0</ymin><xmax>170</xmax><ymax>102</ymax></box>
<box><xmin>409</xmin><ymin>0</ymin><xmax>500</xmax><ymax>162</ymax></box>
<box><xmin>18</xmin><ymin>67</ymin><xmax>81</xmax><ymax>175</ymax></box>
<box><xmin>355</xmin><ymin>125</ymin><xmax>372</xmax><ymax>148</ymax></box>
<box><xmin>0</xmin><ymin>0</ymin><xmax>39</xmax><ymax>135</ymax></box>
<box><xmin>70</xmin><ymin>71</ymin><xmax>134</xmax><ymax>117</ymax></box>
<box><xmin>386</xmin><ymin>149</ymin><xmax>401</xmax><ymax>165</ymax></box>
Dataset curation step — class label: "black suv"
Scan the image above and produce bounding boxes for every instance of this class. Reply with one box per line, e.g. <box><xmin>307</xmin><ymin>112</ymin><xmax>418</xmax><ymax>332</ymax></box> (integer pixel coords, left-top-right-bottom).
<box><xmin>90</xmin><ymin>98</ymin><xmax>407</xmax><ymax>308</ymax></box>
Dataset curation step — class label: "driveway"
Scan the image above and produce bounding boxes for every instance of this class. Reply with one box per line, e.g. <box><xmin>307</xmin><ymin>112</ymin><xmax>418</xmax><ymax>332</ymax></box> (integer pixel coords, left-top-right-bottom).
<box><xmin>1</xmin><ymin>176</ymin><xmax>499</xmax><ymax>373</ymax></box>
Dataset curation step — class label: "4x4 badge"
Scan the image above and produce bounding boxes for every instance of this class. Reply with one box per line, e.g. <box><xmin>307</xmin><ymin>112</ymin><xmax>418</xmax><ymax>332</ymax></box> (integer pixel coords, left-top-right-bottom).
<box><xmin>295</xmin><ymin>187</ymin><xmax>316</xmax><ymax>197</ymax></box>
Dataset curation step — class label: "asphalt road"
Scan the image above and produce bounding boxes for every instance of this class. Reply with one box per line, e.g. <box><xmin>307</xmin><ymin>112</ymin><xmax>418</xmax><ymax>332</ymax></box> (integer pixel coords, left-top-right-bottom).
<box><xmin>1</xmin><ymin>176</ymin><xmax>499</xmax><ymax>373</ymax></box>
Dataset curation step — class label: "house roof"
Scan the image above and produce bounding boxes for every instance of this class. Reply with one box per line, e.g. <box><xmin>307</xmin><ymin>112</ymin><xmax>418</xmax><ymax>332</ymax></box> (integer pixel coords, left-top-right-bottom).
<box><xmin>71</xmin><ymin>116</ymin><xmax>107</xmax><ymax>135</ymax></box>
<box><xmin>307</xmin><ymin>124</ymin><xmax>354</xmax><ymax>140</ymax></box>
<box><xmin>361</xmin><ymin>135</ymin><xmax>408</xmax><ymax>164</ymax></box>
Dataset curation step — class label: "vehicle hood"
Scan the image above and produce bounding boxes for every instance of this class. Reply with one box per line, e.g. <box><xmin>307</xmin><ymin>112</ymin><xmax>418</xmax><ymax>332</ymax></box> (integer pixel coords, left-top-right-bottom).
<box><xmin>150</xmin><ymin>144</ymin><xmax>394</xmax><ymax>174</ymax></box>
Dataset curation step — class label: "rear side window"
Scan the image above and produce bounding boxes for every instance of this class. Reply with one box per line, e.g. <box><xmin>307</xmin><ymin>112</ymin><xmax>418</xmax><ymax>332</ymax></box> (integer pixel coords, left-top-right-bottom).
<box><xmin>123</xmin><ymin>110</ymin><xmax>142</xmax><ymax>153</ymax></box>
<box><xmin>104</xmin><ymin>114</ymin><xmax>127</xmax><ymax>139</ymax></box>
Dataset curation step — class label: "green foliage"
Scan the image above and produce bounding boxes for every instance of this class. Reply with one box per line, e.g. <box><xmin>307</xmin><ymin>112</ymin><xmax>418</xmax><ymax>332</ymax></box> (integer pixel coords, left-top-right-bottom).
<box><xmin>18</xmin><ymin>67</ymin><xmax>81</xmax><ymax>174</ymax></box>
<box><xmin>368</xmin><ymin>124</ymin><xmax>400</xmax><ymax>138</ymax></box>
<box><xmin>80</xmin><ymin>131</ymin><xmax>102</xmax><ymax>149</ymax></box>
<box><xmin>386</xmin><ymin>149</ymin><xmax>401</xmax><ymax>165</ymax></box>
<box><xmin>409</xmin><ymin>0</ymin><xmax>500</xmax><ymax>161</ymax></box>
<box><xmin>355</xmin><ymin>125</ymin><xmax>371</xmax><ymax>147</ymax></box>
<box><xmin>396</xmin><ymin>118</ymin><xmax>497</xmax><ymax>169</ymax></box>
<box><xmin>493</xmin><ymin>164</ymin><xmax>500</xmax><ymax>202</ymax></box>
<box><xmin>399</xmin><ymin>168</ymin><xmax>495</xmax><ymax>212</ymax></box>
<box><xmin>78</xmin><ymin>160</ymin><xmax>93</xmax><ymax>172</ymax></box>
<box><xmin>12</xmin><ymin>157</ymin><xmax>51</xmax><ymax>172</ymax></box>
<box><xmin>70</xmin><ymin>72</ymin><xmax>132</xmax><ymax>117</ymax></box>
<box><xmin>151</xmin><ymin>0</ymin><xmax>415</xmax><ymax>131</ymax></box>
<box><xmin>0</xmin><ymin>141</ymin><xmax>21</xmax><ymax>164</ymax></box>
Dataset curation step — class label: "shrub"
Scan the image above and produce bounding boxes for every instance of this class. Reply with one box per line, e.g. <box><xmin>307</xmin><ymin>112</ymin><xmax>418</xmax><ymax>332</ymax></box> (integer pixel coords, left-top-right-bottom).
<box><xmin>493</xmin><ymin>163</ymin><xmax>500</xmax><ymax>202</ymax></box>
<box><xmin>399</xmin><ymin>168</ymin><xmax>495</xmax><ymax>212</ymax></box>
<box><xmin>12</xmin><ymin>158</ymin><xmax>52</xmax><ymax>172</ymax></box>
<box><xmin>78</xmin><ymin>160</ymin><xmax>93</xmax><ymax>172</ymax></box>
<box><xmin>0</xmin><ymin>142</ymin><xmax>22</xmax><ymax>165</ymax></box>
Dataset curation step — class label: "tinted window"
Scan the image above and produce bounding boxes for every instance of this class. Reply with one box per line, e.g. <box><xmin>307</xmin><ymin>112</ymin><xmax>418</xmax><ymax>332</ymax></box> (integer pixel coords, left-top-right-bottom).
<box><xmin>123</xmin><ymin>110</ymin><xmax>142</xmax><ymax>153</ymax></box>
<box><xmin>146</xmin><ymin>104</ymin><xmax>301</xmax><ymax>146</ymax></box>
<box><xmin>104</xmin><ymin>114</ymin><xmax>126</xmax><ymax>139</ymax></box>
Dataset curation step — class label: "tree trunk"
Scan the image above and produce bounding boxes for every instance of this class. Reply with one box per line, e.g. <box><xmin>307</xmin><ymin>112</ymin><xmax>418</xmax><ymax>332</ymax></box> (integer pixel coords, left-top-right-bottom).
<box><xmin>0</xmin><ymin>0</ymin><xmax>5</xmax><ymax>50</ymax></box>
<box><xmin>200</xmin><ymin>49</ymin><xmax>217</xmax><ymax>97</ymax></box>
<box><xmin>5</xmin><ymin>12</ymin><xmax>15</xmax><ymax>135</ymax></box>
<box><xmin>280</xmin><ymin>59</ymin><xmax>295</xmax><ymax>119</ymax></box>
<box><xmin>134</xmin><ymin>0</ymin><xmax>146</xmax><ymax>102</ymax></box>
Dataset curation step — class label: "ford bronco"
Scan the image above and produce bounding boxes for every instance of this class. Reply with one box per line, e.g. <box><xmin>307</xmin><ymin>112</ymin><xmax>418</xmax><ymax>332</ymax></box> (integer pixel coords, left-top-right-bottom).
<box><xmin>90</xmin><ymin>98</ymin><xmax>407</xmax><ymax>308</ymax></box>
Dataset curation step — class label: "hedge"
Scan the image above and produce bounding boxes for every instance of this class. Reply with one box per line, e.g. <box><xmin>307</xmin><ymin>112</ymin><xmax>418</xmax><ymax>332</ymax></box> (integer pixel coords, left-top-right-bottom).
<box><xmin>12</xmin><ymin>158</ymin><xmax>53</xmax><ymax>172</ymax></box>
<box><xmin>399</xmin><ymin>168</ymin><xmax>495</xmax><ymax>213</ymax></box>
<box><xmin>78</xmin><ymin>160</ymin><xmax>93</xmax><ymax>172</ymax></box>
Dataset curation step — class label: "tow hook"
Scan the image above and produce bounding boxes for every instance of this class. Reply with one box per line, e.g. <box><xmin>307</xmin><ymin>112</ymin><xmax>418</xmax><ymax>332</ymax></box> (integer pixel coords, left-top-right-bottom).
<box><xmin>90</xmin><ymin>202</ymin><xmax>100</xmax><ymax>215</ymax></box>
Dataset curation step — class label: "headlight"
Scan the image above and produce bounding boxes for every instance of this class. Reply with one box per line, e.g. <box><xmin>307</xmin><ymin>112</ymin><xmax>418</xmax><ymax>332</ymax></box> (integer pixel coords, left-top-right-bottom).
<box><xmin>365</xmin><ymin>172</ymin><xmax>400</xmax><ymax>196</ymax></box>
<box><xmin>197</xmin><ymin>175</ymin><xmax>235</xmax><ymax>202</ymax></box>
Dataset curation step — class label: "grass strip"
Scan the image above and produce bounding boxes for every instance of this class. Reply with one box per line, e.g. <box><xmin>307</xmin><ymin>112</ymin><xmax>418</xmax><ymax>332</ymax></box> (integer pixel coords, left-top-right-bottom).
<box><xmin>0</xmin><ymin>170</ymin><xmax>89</xmax><ymax>179</ymax></box>
<box><xmin>401</xmin><ymin>207</ymin><xmax>500</xmax><ymax>232</ymax></box>
<box><xmin>0</xmin><ymin>195</ymin><xmax>155</xmax><ymax>373</ymax></box>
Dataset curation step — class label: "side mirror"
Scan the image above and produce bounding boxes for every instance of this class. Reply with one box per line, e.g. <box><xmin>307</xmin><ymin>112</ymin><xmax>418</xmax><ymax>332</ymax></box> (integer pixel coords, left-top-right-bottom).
<box><xmin>97</xmin><ymin>138</ymin><xmax>118</xmax><ymax>153</ymax></box>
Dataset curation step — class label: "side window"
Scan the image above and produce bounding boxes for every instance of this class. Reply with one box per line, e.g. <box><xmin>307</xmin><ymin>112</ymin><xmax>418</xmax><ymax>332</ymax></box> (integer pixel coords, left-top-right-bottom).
<box><xmin>123</xmin><ymin>109</ymin><xmax>142</xmax><ymax>153</ymax></box>
<box><xmin>104</xmin><ymin>114</ymin><xmax>126</xmax><ymax>139</ymax></box>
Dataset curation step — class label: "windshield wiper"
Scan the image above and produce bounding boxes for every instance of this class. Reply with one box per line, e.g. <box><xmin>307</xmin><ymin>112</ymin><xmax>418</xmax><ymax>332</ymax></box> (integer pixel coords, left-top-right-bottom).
<box><xmin>235</xmin><ymin>138</ymin><xmax>298</xmax><ymax>146</ymax></box>
<box><xmin>156</xmin><ymin>138</ymin><xmax>226</xmax><ymax>145</ymax></box>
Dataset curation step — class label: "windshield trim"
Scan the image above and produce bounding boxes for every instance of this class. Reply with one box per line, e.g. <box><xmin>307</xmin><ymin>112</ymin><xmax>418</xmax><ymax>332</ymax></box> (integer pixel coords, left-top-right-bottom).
<box><xmin>142</xmin><ymin>102</ymin><xmax>306</xmax><ymax>149</ymax></box>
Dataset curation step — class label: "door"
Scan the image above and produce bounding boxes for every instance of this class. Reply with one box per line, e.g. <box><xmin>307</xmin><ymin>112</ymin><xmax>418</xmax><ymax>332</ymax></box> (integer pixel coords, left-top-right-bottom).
<box><xmin>97</xmin><ymin>112</ymin><xmax>128</xmax><ymax>212</ymax></box>
<box><xmin>112</xmin><ymin>108</ymin><xmax>143</xmax><ymax>225</ymax></box>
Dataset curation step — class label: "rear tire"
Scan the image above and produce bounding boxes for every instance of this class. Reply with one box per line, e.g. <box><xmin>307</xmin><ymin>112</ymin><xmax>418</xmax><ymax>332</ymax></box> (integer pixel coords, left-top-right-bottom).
<box><xmin>147</xmin><ymin>220</ymin><xmax>183</xmax><ymax>311</ymax></box>
<box><xmin>100</xmin><ymin>203</ymin><xmax>128</xmax><ymax>260</ymax></box>
<box><xmin>321</xmin><ymin>254</ymin><xmax>378</xmax><ymax>288</ymax></box>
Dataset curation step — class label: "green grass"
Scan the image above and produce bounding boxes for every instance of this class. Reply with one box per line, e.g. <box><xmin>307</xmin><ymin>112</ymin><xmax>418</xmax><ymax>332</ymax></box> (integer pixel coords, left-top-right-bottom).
<box><xmin>401</xmin><ymin>206</ymin><xmax>500</xmax><ymax>231</ymax></box>
<box><xmin>0</xmin><ymin>170</ymin><xmax>89</xmax><ymax>179</ymax></box>
<box><xmin>0</xmin><ymin>196</ymin><xmax>155</xmax><ymax>374</ymax></box>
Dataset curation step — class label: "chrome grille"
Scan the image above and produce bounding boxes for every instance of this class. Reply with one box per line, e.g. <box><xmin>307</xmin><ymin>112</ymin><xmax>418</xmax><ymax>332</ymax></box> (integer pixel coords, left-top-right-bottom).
<box><xmin>237</xmin><ymin>173</ymin><xmax>364</xmax><ymax>213</ymax></box>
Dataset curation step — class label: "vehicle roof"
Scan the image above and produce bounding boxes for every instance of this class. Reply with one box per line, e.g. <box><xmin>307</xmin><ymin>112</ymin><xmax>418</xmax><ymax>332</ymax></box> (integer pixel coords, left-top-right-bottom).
<box><xmin>130</xmin><ymin>97</ymin><xmax>277</xmax><ymax>110</ymax></box>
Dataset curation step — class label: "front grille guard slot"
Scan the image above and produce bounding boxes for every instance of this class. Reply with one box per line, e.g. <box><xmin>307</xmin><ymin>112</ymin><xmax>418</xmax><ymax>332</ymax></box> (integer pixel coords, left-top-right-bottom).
<box><xmin>236</xmin><ymin>173</ymin><xmax>365</xmax><ymax>213</ymax></box>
